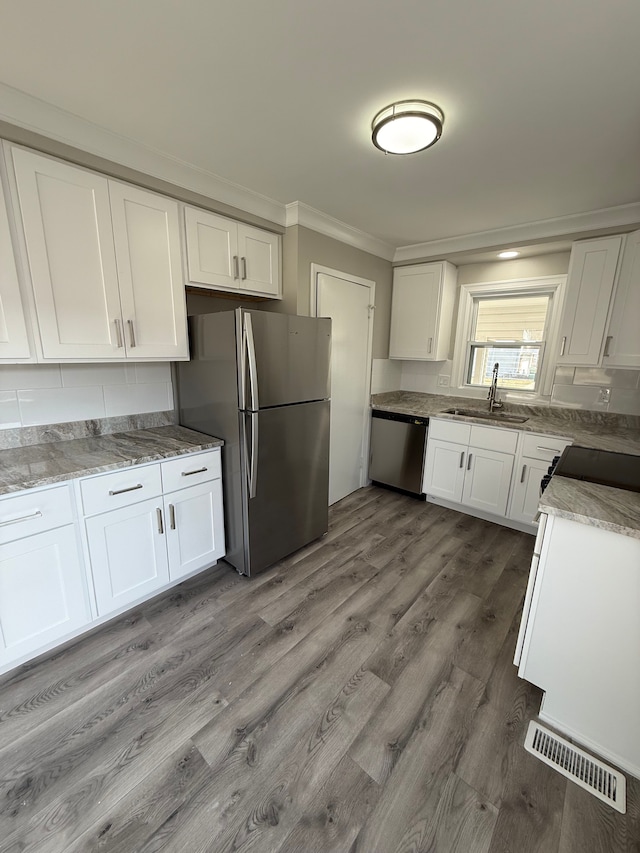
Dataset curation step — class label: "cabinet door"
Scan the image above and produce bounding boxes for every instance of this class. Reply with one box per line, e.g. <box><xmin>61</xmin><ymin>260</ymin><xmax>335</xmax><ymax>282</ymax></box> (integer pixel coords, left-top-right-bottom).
<box><xmin>389</xmin><ymin>264</ymin><xmax>440</xmax><ymax>359</ymax></box>
<box><xmin>110</xmin><ymin>182</ymin><xmax>188</xmax><ymax>359</ymax></box>
<box><xmin>11</xmin><ymin>147</ymin><xmax>123</xmax><ymax>360</ymax></box>
<box><xmin>165</xmin><ymin>479</ymin><xmax>225</xmax><ymax>580</ymax></box>
<box><xmin>0</xmin><ymin>525</ymin><xmax>90</xmax><ymax>668</ymax></box>
<box><xmin>557</xmin><ymin>236</ymin><xmax>622</xmax><ymax>366</ymax></box>
<box><xmin>184</xmin><ymin>206</ymin><xmax>238</xmax><ymax>290</ymax></box>
<box><xmin>422</xmin><ymin>437</ymin><xmax>466</xmax><ymax>501</ymax></box>
<box><xmin>85</xmin><ymin>498</ymin><xmax>169</xmax><ymax>616</ymax></box>
<box><xmin>0</xmin><ymin>172</ymin><xmax>31</xmax><ymax>360</ymax></box>
<box><xmin>603</xmin><ymin>229</ymin><xmax>640</xmax><ymax>368</ymax></box>
<box><xmin>508</xmin><ymin>457</ymin><xmax>548</xmax><ymax>524</ymax></box>
<box><xmin>237</xmin><ymin>224</ymin><xmax>281</xmax><ymax>297</ymax></box>
<box><xmin>461</xmin><ymin>446</ymin><xmax>514</xmax><ymax>516</ymax></box>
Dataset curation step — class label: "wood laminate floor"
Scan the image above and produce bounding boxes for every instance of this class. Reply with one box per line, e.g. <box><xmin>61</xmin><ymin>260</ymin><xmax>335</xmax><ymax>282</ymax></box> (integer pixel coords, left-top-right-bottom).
<box><xmin>1</xmin><ymin>486</ymin><xmax>638</xmax><ymax>853</ymax></box>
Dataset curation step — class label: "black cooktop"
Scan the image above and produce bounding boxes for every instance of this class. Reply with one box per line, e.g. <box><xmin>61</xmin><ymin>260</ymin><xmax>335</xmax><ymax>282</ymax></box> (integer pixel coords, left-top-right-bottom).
<box><xmin>553</xmin><ymin>445</ymin><xmax>640</xmax><ymax>493</ymax></box>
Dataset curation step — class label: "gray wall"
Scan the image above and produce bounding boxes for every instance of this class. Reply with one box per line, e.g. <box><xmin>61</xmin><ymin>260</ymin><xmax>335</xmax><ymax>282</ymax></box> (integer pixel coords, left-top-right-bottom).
<box><xmin>293</xmin><ymin>226</ymin><xmax>393</xmax><ymax>359</ymax></box>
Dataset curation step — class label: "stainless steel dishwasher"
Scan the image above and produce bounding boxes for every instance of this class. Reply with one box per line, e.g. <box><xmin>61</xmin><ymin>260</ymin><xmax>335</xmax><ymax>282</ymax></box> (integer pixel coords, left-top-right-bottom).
<box><xmin>369</xmin><ymin>410</ymin><xmax>429</xmax><ymax>497</ymax></box>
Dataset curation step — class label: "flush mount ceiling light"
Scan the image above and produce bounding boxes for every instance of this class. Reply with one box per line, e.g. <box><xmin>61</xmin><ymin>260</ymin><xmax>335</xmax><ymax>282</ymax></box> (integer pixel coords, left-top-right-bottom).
<box><xmin>498</xmin><ymin>250</ymin><xmax>520</xmax><ymax>259</ymax></box>
<box><xmin>371</xmin><ymin>100</ymin><xmax>444</xmax><ymax>154</ymax></box>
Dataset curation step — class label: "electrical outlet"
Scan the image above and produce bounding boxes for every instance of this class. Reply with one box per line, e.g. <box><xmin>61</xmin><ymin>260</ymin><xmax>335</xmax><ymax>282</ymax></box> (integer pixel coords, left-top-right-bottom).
<box><xmin>597</xmin><ymin>387</ymin><xmax>611</xmax><ymax>404</ymax></box>
<box><xmin>438</xmin><ymin>374</ymin><xmax>450</xmax><ymax>387</ymax></box>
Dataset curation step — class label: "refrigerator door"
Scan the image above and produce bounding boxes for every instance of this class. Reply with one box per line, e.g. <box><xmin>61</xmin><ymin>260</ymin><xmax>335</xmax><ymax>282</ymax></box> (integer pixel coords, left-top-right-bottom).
<box><xmin>239</xmin><ymin>309</ymin><xmax>331</xmax><ymax>410</ymax></box>
<box><xmin>240</xmin><ymin>399</ymin><xmax>330</xmax><ymax>576</ymax></box>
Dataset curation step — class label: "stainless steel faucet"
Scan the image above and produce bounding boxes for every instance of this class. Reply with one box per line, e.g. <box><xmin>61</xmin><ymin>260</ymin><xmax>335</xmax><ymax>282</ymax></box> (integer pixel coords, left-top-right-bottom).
<box><xmin>488</xmin><ymin>362</ymin><xmax>503</xmax><ymax>412</ymax></box>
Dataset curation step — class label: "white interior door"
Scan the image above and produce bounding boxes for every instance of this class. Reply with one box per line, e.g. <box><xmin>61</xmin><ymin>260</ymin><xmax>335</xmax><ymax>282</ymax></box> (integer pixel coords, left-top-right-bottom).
<box><xmin>316</xmin><ymin>270</ymin><xmax>374</xmax><ymax>505</ymax></box>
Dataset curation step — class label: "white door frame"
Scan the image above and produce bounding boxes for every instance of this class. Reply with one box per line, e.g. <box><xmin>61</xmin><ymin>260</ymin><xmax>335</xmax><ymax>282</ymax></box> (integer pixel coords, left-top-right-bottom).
<box><xmin>310</xmin><ymin>263</ymin><xmax>375</xmax><ymax>493</ymax></box>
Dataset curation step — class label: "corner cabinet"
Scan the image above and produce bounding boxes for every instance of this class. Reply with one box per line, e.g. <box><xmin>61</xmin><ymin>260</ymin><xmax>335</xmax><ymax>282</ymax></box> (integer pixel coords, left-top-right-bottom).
<box><xmin>556</xmin><ymin>235</ymin><xmax>623</xmax><ymax>366</ymax></box>
<box><xmin>9</xmin><ymin>145</ymin><xmax>188</xmax><ymax>361</ymax></box>
<box><xmin>389</xmin><ymin>261</ymin><xmax>457</xmax><ymax>360</ymax></box>
<box><xmin>0</xmin><ymin>168</ymin><xmax>31</xmax><ymax>360</ymax></box>
<box><xmin>185</xmin><ymin>205</ymin><xmax>281</xmax><ymax>298</ymax></box>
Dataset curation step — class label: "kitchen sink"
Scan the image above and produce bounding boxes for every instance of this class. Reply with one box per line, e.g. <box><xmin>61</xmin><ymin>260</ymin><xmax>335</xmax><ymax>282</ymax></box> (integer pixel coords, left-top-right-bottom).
<box><xmin>442</xmin><ymin>408</ymin><xmax>529</xmax><ymax>424</ymax></box>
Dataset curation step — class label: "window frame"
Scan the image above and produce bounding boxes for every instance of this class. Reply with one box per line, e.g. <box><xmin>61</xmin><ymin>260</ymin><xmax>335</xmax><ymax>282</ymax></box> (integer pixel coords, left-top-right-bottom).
<box><xmin>451</xmin><ymin>276</ymin><xmax>566</xmax><ymax>399</ymax></box>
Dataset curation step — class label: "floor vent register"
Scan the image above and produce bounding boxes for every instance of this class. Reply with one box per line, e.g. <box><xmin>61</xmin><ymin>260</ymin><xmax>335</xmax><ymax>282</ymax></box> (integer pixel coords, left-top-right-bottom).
<box><xmin>524</xmin><ymin>721</ymin><xmax>626</xmax><ymax>814</ymax></box>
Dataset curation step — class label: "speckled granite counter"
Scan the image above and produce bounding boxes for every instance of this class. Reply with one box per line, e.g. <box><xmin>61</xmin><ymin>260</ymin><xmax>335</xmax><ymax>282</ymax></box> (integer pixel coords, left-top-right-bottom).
<box><xmin>0</xmin><ymin>426</ymin><xmax>223</xmax><ymax>496</ymax></box>
<box><xmin>539</xmin><ymin>477</ymin><xmax>640</xmax><ymax>540</ymax></box>
<box><xmin>372</xmin><ymin>391</ymin><xmax>640</xmax><ymax>537</ymax></box>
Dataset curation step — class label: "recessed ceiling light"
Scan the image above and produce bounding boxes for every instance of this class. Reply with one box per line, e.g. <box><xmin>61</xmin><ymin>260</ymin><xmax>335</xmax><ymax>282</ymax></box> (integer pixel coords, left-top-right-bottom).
<box><xmin>371</xmin><ymin>100</ymin><xmax>444</xmax><ymax>155</ymax></box>
<box><xmin>498</xmin><ymin>250</ymin><xmax>520</xmax><ymax>259</ymax></box>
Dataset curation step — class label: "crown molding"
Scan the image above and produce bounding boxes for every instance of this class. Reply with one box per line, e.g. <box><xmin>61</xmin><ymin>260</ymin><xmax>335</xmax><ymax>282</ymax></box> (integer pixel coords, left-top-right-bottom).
<box><xmin>285</xmin><ymin>201</ymin><xmax>395</xmax><ymax>261</ymax></box>
<box><xmin>0</xmin><ymin>82</ymin><xmax>286</xmax><ymax>225</ymax></box>
<box><xmin>393</xmin><ymin>202</ymin><xmax>640</xmax><ymax>263</ymax></box>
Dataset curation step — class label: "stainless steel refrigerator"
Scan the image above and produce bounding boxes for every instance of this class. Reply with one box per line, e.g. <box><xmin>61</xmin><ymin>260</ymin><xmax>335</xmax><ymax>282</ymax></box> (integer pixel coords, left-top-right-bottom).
<box><xmin>176</xmin><ymin>308</ymin><xmax>331</xmax><ymax>576</ymax></box>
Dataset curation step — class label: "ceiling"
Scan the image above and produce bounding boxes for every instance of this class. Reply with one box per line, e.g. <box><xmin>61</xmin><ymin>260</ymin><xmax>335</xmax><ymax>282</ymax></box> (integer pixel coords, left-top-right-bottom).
<box><xmin>0</xmin><ymin>0</ymin><xmax>639</xmax><ymax>252</ymax></box>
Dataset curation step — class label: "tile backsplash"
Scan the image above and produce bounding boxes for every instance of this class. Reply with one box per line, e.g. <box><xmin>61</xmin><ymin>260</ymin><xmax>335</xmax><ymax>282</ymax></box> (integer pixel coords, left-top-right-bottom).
<box><xmin>0</xmin><ymin>363</ymin><xmax>174</xmax><ymax>429</ymax></box>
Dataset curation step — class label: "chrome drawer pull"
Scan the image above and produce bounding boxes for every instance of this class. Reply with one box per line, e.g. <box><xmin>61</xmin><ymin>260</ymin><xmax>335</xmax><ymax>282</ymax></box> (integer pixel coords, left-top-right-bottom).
<box><xmin>181</xmin><ymin>467</ymin><xmax>208</xmax><ymax>477</ymax></box>
<box><xmin>0</xmin><ymin>509</ymin><xmax>43</xmax><ymax>527</ymax></box>
<box><xmin>109</xmin><ymin>483</ymin><xmax>143</xmax><ymax>496</ymax></box>
<box><xmin>536</xmin><ymin>445</ymin><xmax>562</xmax><ymax>454</ymax></box>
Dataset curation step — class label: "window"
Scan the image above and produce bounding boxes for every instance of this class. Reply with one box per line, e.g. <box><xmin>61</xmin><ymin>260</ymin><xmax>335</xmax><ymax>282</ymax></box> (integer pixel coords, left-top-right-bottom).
<box><xmin>452</xmin><ymin>277</ymin><xmax>566</xmax><ymax>397</ymax></box>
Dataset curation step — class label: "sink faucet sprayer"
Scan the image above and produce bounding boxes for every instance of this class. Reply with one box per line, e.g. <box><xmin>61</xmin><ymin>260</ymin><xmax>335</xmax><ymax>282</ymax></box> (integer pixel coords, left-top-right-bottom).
<box><xmin>488</xmin><ymin>362</ymin><xmax>503</xmax><ymax>412</ymax></box>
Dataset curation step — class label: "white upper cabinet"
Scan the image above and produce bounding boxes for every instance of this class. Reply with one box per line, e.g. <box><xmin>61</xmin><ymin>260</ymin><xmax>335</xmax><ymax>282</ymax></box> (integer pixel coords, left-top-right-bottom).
<box><xmin>557</xmin><ymin>235</ymin><xmax>623</xmax><ymax>366</ymax></box>
<box><xmin>184</xmin><ymin>205</ymin><xmax>281</xmax><ymax>299</ymax></box>
<box><xmin>603</xmin><ymin>229</ymin><xmax>640</xmax><ymax>368</ymax></box>
<box><xmin>10</xmin><ymin>146</ymin><xmax>188</xmax><ymax>361</ymax></box>
<box><xmin>389</xmin><ymin>261</ymin><xmax>457</xmax><ymax>360</ymax></box>
<box><xmin>109</xmin><ymin>182</ymin><xmax>188</xmax><ymax>360</ymax></box>
<box><xmin>0</xmin><ymin>168</ymin><xmax>31</xmax><ymax>360</ymax></box>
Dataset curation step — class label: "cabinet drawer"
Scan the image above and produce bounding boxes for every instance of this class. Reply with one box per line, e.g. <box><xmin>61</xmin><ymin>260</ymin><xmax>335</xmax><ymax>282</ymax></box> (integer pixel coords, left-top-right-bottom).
<box><xmin>80</xmin><ymin>464</ymin><xmax>162</xmax><ymax>516</ymax></box>
<box><xmin>0</xmin><ymin>484</ymin><xmax>74</xmax><ymax>545</ymax></box>
<box><xmin>161</xmin><ymin>449</ymin><xmax>221</xmax><ymax>493</ymax></box>
<box><xmin>429</xmin><ymin>418</ymin><xmax>471</xmax><ymax>445</ymax></box>
<box><xmin>470</xmin><ymin>424</ymin><xmax>518</xmax><ymax>454</ymax></box>
<box><xmin>521</xmin><ymin>432</ymin><xmax>571</xmax><ymax>462</ymax></box>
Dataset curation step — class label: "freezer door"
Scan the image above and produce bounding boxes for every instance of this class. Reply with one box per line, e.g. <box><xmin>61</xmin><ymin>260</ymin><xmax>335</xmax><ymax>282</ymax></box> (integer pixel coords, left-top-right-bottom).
<box><xmin>240</xmin><ymin>310</ymin><xmax>331</xmax><ymax>409</ymax></box>
<box><xmin>240</xmin><ymin>399</ymin><xmax>329</xmax><ymax>576</ymax></box>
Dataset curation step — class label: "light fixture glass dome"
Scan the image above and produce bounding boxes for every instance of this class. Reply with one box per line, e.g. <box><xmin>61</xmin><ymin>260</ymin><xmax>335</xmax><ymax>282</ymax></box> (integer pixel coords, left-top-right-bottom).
<box><xmin>372</xmin><ymin>100</ymin><xmax>444</xmax><ymax>154</ymax></box>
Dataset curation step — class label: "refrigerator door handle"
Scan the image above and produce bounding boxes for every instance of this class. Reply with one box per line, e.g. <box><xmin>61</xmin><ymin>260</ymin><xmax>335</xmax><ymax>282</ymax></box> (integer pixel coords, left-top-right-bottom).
<box><xmin>244</xmin><ymin>313</ymin><xmax>259</xmax><ymax>411</ymax></box>
<box><xmin>245</xmin><ymin>411</ymin><xmax>258</xmax><ymax>499</ymax></box>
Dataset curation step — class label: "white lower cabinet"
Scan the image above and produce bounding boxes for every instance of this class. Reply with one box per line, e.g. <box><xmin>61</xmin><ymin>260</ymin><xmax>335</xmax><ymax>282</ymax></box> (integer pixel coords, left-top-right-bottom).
<box><xmin>516</xmin><ymin>514</ymin><xmax>640</xmax><ymax>779</ymax></box>
<box><xmin>508</xmin><ymin>432</ymin><xmax>572</xmax><ymax>525</ymax></box>
<box><xmin>86</xmin><ymin>497</ymin><xmax>170</xmax><ymax>616</ymax></box>
<box><xmin>0</xmin><ymin>483</ymin><xmax>90</xmax><ymax>670</ymax></box>
<box><xmin>81</xmin><ymin>449</ymin><xmax>225</xmax><ymax>617</ymax></box>
<box><xmin>165</xmin><ymin>479</ymin><xmax>225</xmax><ymax>580</ymax></box>
<box><xmin>423</xmin><ymin>419</ymin><xmax>515</xmax><ymax>518</ymax></box>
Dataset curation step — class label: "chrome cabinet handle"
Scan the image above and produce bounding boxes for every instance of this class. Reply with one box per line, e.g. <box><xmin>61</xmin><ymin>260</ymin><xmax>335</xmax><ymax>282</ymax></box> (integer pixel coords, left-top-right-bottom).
<box><xmin>0</xmin><ymin>509</ymin><xmax>42</xmax><ymax>527</ymax></box>
<box><xmin>428</xmin><ymin>337</ymin><xmax>433</xmax><ymax>354</ymax></box>
<box><xmin>114</xmin><ymin>318</ymin><xmax>124</xmax><ymax>348</ymax></box>
<box><xmin>241</xmin><ymin>256</ymin><xmax>247</xmax><ymax>280</ymax></box>
<box><xmin>169</xmin><ymin>504</ymin><xmax>176</xmax><ymax>530</ymax></box>
<box><xmin>520</xmin><ymin>464</ymin><xmax>527</xmax><ymax>484</ymax></box>
<box><xmin>233</xmin><ymin>255</ymin><xmax>239</xmax><ymax>280</ymax></box>
<box><xmin>467</xmin><ymin>453</ymin><xmax>473</xmax><ymax>471</ymax></box>
<box><xmin>109</xmin><ymin>483</ymin><xmax>143</xmax><ymax>496</ymax></box>
<box><xmin>156</xmin><ymin>507</ymin><xmax>164</xmax><ymax>534</ymax></box>
<box><xmin>536</xmin><ymin>445</ymin><xmax>562</xmax><ymax>454</ymax></box>
<box><xmin>181</xmin><ymin>466</ymin><xmax>207</xmax><ymax>477</ymax></box>
<box><xmin>127</xmin><ymin>319</ymin><xmax>136</xmax><ymax>348</ymax></box>
<box><xmin>560</xmin><ymin>335</ymin><xmax>567</xmax><ymax>356</ymax></box>
<box><xmin>459</xmin><ymin>451</ymin><xmax>465</xmax><ymax>469</ymax></box>
<box><xmin>603</xmin><ymin>335</ymin><xmax>613</xmax><ymax>357</ymax></box>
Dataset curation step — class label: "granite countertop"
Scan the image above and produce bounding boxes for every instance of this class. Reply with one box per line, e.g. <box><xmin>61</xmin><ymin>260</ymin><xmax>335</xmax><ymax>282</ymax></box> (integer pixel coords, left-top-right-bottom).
<box><xmin>540</xmin><ymin>478</ymin><xmax>640</xmax><ymax>540</ymax></box>
<box><xmin>0</xmin><ymin>425</ymin><xmax>224</xmax><ymax>497</ymax></box>
<box><xmin>372</xmin><ymin>390</ymin><xmax>640</xmax><ymax>538</ymax></box>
